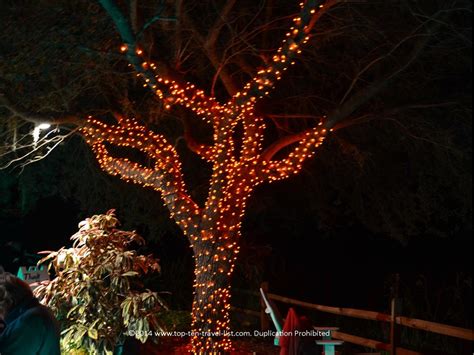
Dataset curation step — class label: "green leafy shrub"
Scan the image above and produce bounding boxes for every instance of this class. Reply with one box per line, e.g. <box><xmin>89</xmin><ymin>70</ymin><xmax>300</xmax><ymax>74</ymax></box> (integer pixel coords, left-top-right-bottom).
<box><xmin>34</xmin><ymin>210</ymin><xmax>167</xmax><ymax>355</ymax></box>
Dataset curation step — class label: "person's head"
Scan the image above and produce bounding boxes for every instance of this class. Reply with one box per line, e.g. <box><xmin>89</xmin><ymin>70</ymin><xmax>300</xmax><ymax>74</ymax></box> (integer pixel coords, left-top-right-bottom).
<box><xmin>0</xmin><ymin>270</ymin><xmax>34</xmax><ymax>319</ymax></box>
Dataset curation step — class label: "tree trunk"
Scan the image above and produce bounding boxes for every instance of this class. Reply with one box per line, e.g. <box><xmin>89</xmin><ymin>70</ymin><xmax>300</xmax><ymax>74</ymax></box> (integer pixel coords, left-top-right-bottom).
<box><xmin>190</xmin><ymin>229</ymin><xmax>238</xmax><ymax>353</ymax></box>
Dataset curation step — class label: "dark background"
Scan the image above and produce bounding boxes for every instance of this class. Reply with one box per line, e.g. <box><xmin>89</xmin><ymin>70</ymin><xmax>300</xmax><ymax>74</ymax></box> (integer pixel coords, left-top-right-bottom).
<box><xmin>0</xmin><ymin>0</ymin><xmax>472</xmax><ymax>353</ymax></box>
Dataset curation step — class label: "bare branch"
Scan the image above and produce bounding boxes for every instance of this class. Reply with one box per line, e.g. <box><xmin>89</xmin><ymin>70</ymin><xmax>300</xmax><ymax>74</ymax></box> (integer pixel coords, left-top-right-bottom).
<box><xmin>205</xmin><ymin>0</ymin><xmax>238</xmax><ymax>51</ymax></box>
<box><xmin>0</xmin><ymin>128</ymin><xmax>78</xmax><ymax>171</ymax></box>
<box><xmin>179</xmin><ymin>5</ymin><xmax>240</xmax><ymax>95</ymax></box>
<box><xmin>326</xmin><ymin>19</ymin><xmax>443</xmax><ymax>128</ymax></box>
<box><xmin>0</xmin><ymin>92</ymin><xmax>82</xmax><ymax>126</ymax></box>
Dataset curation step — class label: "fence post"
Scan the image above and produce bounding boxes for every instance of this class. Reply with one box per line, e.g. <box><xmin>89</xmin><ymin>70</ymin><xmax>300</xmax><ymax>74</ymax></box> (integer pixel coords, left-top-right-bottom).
<box><xmin>390</xmin><ymin>297</ymin><xmax>398</xmax><ymax>355</ymax></box>
<box><xmin>260</xmin><ymin>281</ymin><xmax>270</xmax><ymax>331</ymax></box>
<box><xmin>390</xmin><ymin>273</ymin><xmax>400</xmax><ymax>355</ymax></box>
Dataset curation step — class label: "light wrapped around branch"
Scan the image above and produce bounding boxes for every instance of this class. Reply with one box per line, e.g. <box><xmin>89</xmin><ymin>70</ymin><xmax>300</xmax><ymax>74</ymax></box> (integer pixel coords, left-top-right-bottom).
<box><xmin>233</xmin><ymin>0</ymin><xmax>328</xmax><ymax>105</ymax></box>
<box><xmin>127</xmin><ymin>50</ymin><xmax>230</xmax><ymax>125</ymax></box>
<box><xmin>263</xmin><ymin>123</ymin><xmax>330</xmax><ymax>182</ymax></box>
<box><xmin>81</xmin><ymin>116</ymin><xmax>200</xmax><ymax>234</ymax></box>
<box><xmin>238</xmin><ymin>108</ymin><xmax>266</xmax><ymax>160</ymax></box>
<box><xmin>230</xmin><ymin>0</ymin><xmax>329</xmax><ymax>161</ymax></box>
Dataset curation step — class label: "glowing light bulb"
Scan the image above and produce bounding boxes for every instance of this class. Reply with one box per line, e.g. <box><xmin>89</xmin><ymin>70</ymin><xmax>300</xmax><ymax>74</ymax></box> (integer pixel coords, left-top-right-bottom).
<box><xmin>38</xmin><ymin>123</ymin><xmax>51</xmax><ymax>130</ymax></box>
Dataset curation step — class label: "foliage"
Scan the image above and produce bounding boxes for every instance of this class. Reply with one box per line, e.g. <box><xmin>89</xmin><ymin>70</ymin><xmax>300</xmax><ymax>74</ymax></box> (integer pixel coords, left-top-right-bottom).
<box><xmin>34</xmin><ymin>210</ymin><xmax>167</xmax><ymax>355</ymax></box>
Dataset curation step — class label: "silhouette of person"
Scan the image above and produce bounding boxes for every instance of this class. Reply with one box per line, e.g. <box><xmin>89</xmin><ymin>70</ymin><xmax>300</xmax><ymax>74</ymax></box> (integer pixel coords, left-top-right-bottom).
<box><xmin>0</xmin><ymin>268</ymin><xmax>60</xmax><ymax>355</ymax></box>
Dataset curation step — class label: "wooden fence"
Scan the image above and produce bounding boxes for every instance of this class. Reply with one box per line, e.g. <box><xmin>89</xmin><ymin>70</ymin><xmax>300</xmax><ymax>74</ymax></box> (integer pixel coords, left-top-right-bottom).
<box><xmin>232</xmin><ymin>283</ymin><xmax>473</xmax><ymax>355</ymax></box>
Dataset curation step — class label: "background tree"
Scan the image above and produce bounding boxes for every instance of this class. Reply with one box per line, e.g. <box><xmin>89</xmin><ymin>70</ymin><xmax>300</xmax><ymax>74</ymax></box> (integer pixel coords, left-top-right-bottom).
<box><xmin>0</xmin><ymin>0</ymin><xmax>471</xmax><ymax>352</ymax></box>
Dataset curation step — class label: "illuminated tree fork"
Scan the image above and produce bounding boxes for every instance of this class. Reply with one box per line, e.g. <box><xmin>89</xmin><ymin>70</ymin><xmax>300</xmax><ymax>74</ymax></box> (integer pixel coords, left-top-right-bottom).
<box><xmin>85</xmin><ymin>0</ymin><xmax>335</xmax><ymax>352</ymax></box>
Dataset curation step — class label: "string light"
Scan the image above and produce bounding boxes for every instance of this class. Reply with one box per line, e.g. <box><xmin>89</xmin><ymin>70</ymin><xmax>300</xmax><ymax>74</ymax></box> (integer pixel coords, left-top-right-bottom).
<box><xmin>81</xmin><ymin>115</ymin><xmax>201</xmax><ymax>235</ymax></box>
<box><xmin>81</xmin><ymin>1</ymin><xmax>330</xmax><ymax>352</ymax></box>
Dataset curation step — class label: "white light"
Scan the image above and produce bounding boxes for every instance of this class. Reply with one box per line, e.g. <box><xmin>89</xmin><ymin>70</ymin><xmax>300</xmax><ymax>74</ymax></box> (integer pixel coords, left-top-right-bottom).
<box><xmin>38</xmin><ymin>123</ymin><xmax>51</xmax><ymax>130</ymax></box>
<box><xmin>32</xmin><ymin>123</ymin><xmax>52</xmax><ymax>146</ymax></box>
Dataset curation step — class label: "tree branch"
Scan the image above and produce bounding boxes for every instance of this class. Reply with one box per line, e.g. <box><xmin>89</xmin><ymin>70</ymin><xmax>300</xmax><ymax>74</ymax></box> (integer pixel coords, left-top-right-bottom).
<box><xmin>181</xmin><ymin>114</ymin><xmax>215</xmax><ymax>162</ymax></box>
<box><xmin>205</xmin><ymin>0</ymin><xmax>237</xmax><ymax>51</ymax></box>
<box><xmin>261</xmin><ymin>123</ymin><xmax>329</xmax><ymax>182</ymax></box>
<box><xmin>233</xmin><ymin>0</ymin><xmax>338</xmax><ymax>161</ymax></box>
<box><xmin>179</xmin><ymin>4</ymin><xmax>240</xmax><ymax>95</ymax></box>
<box><xmin>81</xmin><ymin>115</ymin><xmax>201</xmax><ymax>235</ymax></box>
<box><xmin>98</xmin><ymin>0</ymin><xmax>218</xmax><ymax>114</ymax></box>
<box><xmin>1</xmin><ymin>128</ymin><xmax>78</xmax><ymax>171</ymax></box>
<box><xmin>233</xmin><ymin>0</ymin><xmax>339</xmax><ymax>105</ymax></box>
<box><xmin>262</xmin><ymin>128</ymin><xmax>314</xmax><ymax>162</ymax></box>
<box><xmin>0</xmin><ymin>92</ymin><xmax>81</xmax><ymax>126</ymax></box>
<box><xmin>325</xmin><ymin>19</ymin><xmax>442</xmax><ymax>128</ymax></box>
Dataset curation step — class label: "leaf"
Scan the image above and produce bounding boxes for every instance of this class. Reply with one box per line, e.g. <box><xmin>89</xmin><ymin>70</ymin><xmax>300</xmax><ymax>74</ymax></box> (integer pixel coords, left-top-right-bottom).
<box><xmin>121</xmin><ymin>271</ymin><xmax>139</xmax><ymax>277</ymax></box>
<box><xmin>121</xmin><ymin>298</ymin><xmax>131</xmax><ymax>318</ymax></box>
<box><xmin>66</xmin><ymin>305</ymin><xmax>80</xmax><ymax>318</ymax></box>
<box><xmin>88</xmin><ymin>328</ymin><xmax>99</xmax><ymax>340</ymax></box>
<box><xmin>37</xmin><ymin>250</ymin><xmax>56</xmax><ymax>255</ymax></box>
<box><xmin>89</xmin><ymin>318</ymin><xmax>100</xmax><ymax>330</ymax></box>
<box><xmin>73</xmin><ymin>326</ymin><xmax>88</xmax><ymax>344</ymax></box>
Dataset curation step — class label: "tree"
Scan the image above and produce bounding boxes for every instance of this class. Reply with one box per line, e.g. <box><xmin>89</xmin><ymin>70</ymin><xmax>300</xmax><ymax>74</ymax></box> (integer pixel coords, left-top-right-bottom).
<box><xmin>80</xmin><ymin>2</ymin><xmax>337</xmax><ymax>351</ymax></box>
<box><xmin>1</xmin><ymin>0</ymin><xmax>471</xmax><ymax>352</ymax></box>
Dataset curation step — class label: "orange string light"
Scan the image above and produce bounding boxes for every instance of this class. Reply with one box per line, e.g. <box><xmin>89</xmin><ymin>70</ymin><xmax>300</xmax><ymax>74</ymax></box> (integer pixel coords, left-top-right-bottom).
<box><xmin>81</xmin><ymin>1</ymin><xmax>330</xmax><ymax>352</ymax></box>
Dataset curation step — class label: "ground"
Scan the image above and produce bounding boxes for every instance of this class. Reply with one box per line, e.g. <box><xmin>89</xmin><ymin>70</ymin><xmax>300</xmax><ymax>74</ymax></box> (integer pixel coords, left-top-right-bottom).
<box><xmin>142</xmin><ymin>337</ymin><xmax>280</xmax><ymax>354</ymax></box>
